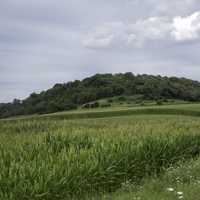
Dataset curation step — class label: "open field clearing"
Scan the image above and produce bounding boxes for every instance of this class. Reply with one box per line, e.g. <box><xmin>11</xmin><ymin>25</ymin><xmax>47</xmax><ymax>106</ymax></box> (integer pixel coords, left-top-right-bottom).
<box><xmin>1</xmin><ymin>106</ymin><xmax>200</xmax><ymax>199</ymax></box>
<box><xmin>3</xmin><ymin>103</ymin><xmax>200</xmax><ymax>122</ymax></box>
<box><xmin>45</xmin><ymin>103</ymin><xmax>200</xmax><ymax>121</ymax></box>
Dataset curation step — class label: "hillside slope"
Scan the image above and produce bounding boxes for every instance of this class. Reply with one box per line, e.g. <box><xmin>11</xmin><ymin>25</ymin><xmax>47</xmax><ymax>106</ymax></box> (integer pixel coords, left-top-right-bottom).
<box><xmin>1</xmin><ymin>73</ymin><xmax>200</xmax><ymax>118</ymax></box>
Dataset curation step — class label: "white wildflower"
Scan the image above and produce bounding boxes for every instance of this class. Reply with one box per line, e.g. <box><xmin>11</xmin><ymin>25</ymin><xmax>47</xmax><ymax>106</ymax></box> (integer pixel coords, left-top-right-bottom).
<box><xmin>166</xmin><ymin>187</ymin><xmax>174</xmax><ymax>192</ymax></box>
<box><xmin>177</xmin><ymin>191</ymin><xmax>183</xmax><ymax>195</ymax></box>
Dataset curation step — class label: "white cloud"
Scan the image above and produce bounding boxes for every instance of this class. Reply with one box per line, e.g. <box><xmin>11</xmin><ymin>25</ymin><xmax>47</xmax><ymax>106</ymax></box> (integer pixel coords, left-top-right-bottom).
<box><xmin>127</xmin><ymin>17</ymin><xmax>172</xmax><ymax>46</ymax></box>
<box><xmin>82</xmin><ymin>22</ymin><xmax>126</xmax><ymax>49</ymax></box>
<box><xmin>83</xmin><ymin>34</ymin><xmax>114</xmax><ymax>49</ymax></box>
<box><xmin>82</xmin><ymin>24</ymin><xmax>113</xmax><ymax>49</ymax></box>
<box><xmin>127</xmin><ymin>33</ymin><xmax>136</xmax><ymax>44</ymax></box>
<box><xmin>83</xmin><ymin>17</ymin><xmax>172</xmax><ymax>49</ymax></box>
<box><xmin>83</xmin><ymin>11</ymin><xmax>200</xmax><ymax>49</ymax></box>
<box><xmin>171</xmin><ymin>11</ymin><xmax>200</xmax><ymax>41</ymax></box>
<box><xmin>152</xmin><ymin>0</ymin><xmax>198</xmax><ymax>15</ymax></box>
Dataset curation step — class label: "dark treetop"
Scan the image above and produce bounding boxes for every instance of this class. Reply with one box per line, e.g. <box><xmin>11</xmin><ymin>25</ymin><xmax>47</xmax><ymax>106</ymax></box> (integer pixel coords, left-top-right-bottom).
<box><xmin>1</xmin><ymin>73</ymin><xmax>200</xmax><ymax>118</ymax></box>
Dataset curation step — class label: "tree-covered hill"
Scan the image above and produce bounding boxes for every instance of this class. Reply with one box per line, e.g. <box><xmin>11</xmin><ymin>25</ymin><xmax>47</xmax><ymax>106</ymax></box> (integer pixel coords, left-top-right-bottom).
<box><xmin>1</xmin><ymin>73</ymin><xmax>200</xmax><ymax>118</ymax></box>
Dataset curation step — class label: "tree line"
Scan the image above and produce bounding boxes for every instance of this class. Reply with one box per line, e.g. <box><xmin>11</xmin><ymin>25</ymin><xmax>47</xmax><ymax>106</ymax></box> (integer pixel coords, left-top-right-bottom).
<box><xmin>1</xmin><ymin>73</ymin><xmax>200</xmax><ymax>118</ymax></box>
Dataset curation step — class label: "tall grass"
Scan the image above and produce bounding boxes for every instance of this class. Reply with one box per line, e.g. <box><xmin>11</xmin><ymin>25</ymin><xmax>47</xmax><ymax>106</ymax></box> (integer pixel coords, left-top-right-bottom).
<box><xmin>1</xmin><ymin>115</ymin><xmax>200</xmax><ymax>199</ymax></box>
<box><xmin>104</xmin><ymin>154</ymin><xmax>200</xmax><ymax>200</ymax></box>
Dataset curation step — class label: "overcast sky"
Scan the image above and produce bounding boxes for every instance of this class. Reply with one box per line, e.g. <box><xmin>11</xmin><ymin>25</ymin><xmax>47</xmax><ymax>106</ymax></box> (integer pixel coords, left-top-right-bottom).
<box><xmin>1</xmin><ymin>0</ymin><xmax>200</xmax><ymax>102</ymax></box>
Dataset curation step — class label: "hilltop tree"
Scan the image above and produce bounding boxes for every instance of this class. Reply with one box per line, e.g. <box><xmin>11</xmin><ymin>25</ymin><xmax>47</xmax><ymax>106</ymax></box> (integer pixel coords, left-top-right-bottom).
<box><xmin>1</xmin><ymin>73</ymin><xmax>200</xmax><ymax>118</ymax></box>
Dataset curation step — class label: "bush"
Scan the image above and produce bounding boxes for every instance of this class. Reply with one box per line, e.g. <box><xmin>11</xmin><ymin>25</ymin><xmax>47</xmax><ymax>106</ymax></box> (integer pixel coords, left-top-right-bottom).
<box><xmin>107</xmin><ymin>99</ymin><xmax>113</xmax><ymax>103</ymax></box>
<box><xmin>90</xmin><ymin>102</ymin><xmax>100</xmax><ymax>108</ymax></box>
<box><xmin>82</xmin><ymin>104</ymin><xmax>90</xmax><ymax>109</ymax></box>
<box><xmin>140</xmin><ymin>102</ymin><xmax>145</xmax><ymax>106</ymax></box>
<box><xmin>156</xmin><ymin>100</ymin><xmax>163</xmax><ymax>105</ymax></box>
<box><xmin>163</xmin><ymin>98</ymin><xmax>169</xmax><ymax>103</ymax></box>
<box><xmin>118</xmin><ymin>96</ymin><xmax>126</xmax><ymax>101</ymax></box>
<box><xmin>82</xmin><ymin>102</ymin><xmax>100</xmax><ymax>109</ymax></box>
<box><xmin>135</xmin><ymin>100</ymin><xmax>142</xmax><ymax>104</ymax></box>
<box><xmin>101</xmin><ymin>103</ymin><xmax>111</xmax><ymax>108</ymax></box>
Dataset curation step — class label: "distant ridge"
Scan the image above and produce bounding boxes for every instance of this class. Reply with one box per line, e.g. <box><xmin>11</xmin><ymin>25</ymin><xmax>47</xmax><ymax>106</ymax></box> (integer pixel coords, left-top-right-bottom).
<box><xmin>1</xmin><ymin>73</ymin><xmax>200</xmax><ymax>118</ymax></box>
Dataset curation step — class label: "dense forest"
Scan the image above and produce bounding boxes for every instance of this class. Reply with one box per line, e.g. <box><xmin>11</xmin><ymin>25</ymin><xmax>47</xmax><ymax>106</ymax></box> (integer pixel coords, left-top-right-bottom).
<box><xmin>1</xmin><ymin>73</ymin><xmax>200</xmax><ymax>118</ymax></box>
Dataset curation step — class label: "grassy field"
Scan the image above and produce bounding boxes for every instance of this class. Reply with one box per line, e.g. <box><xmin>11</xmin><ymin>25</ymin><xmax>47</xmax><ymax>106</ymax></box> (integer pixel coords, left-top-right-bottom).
<box><xmin>1</xmin><ymin>104</ymin><xmax>200</xmax><ymax>199</ymax></box>
<box><xmin>101</xmin><ymin>156</ymin><xmax>200</xmax><ymax>200</ymax></box>
<box><xmin>4</xmin><ymin>102</ymin><xmax>200</xmax><ymax>121</ymax></box>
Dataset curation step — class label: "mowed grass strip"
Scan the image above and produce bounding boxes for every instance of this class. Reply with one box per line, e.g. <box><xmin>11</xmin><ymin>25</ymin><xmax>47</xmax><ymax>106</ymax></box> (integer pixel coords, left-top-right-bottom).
<box><xmin>44</xmin><ymin>108</ymin><xmax>200</xmax><ymax>121</ymax></box>
<box><xmin>2</xmin><ymin>103</ymin><xmax>200</xmax><ymax>122</ymax></box>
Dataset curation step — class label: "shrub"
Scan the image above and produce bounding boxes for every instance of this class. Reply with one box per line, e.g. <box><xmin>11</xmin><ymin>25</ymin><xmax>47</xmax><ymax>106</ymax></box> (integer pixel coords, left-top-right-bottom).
<box><xmin>90</xmin><ymin>102</ymin><xmax>100</xmax><ymax>108</ymax></box>
<box><xmin>82</xmin><ymin>103</ymin><xmax>90</xmax><ymax>109</ymax></box>
<box><xmin>107</xmin><ymin>99</ymin><xmax>113</xmax><ymax>103</ymax></box>
<box><xmin>140</xmin><ymin>102</ymin><xmax>145</xmax><ymax>106</ymax></box>
<box><xmin>118</xmin><ymin>96</ymin><xmax>126</xmax><ymax>101</ymax></box>
<box><xmin>101</xmin><ymin>103</ymin><xmax>111</xmax><ymax>108</ymax></box>
<box><xmin>156</xmin><ymin>100</ymin><xmax>163</xmax><ymax>105</ymax></box>
<box><xmin>135</xmin><ymin>100</ymin><xmax>142</xmax><ymax>104</ymax></box>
